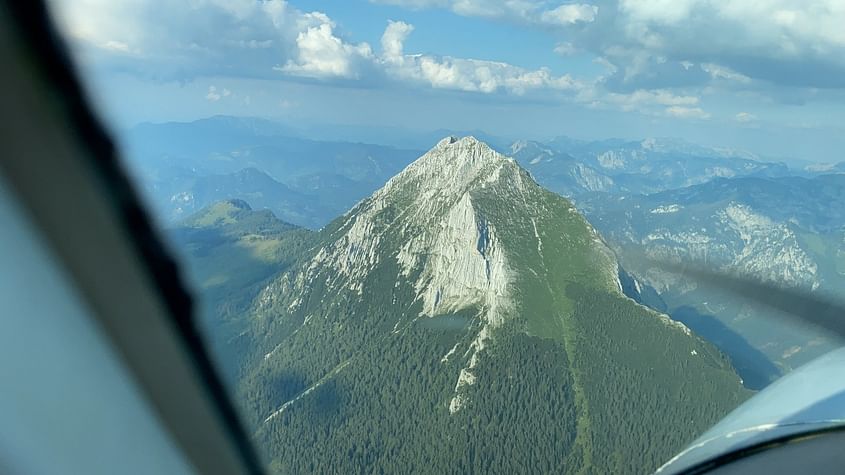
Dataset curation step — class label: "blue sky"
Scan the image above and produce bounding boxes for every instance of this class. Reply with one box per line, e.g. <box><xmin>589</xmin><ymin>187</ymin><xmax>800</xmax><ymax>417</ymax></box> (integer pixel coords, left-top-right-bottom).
<box><xmin>48</xmin><ymin>0</ymin><xmax>845</xmax><ymax>162</ymax></box>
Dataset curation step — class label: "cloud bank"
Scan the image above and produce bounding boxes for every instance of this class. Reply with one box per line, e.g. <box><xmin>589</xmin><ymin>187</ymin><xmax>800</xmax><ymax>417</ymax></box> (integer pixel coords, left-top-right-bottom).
<box><xmin>48</xmin><ymin>0</ymin><xmax>845</xmax><ymax>123</ymax></box>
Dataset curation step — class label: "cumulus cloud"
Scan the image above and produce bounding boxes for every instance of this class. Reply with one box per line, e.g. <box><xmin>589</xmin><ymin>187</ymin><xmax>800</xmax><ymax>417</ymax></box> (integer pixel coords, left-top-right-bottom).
<box><xmin>607</xmin><ymin>0</ymin><xmax>845</xmax><ymax>89</ymax></box>
<box><xmin>553</xmin><ymin>42</ymin><xmax>578</xmax><ymax>56</ymax></box>
<box><xmin>618</xmin><ymin>0</ymin><xmax>697</xmax><ymax>25</ymax></box>
<box><xmin>370</xmin><ymin>0</ymin><xmax>449</xmax><ymax>7</ymax></box>
<box><xmin>48</xmin><ymin>0</ymin><xmax>347</xmax><ymax>80</ymax></box>
<box><xmin>102</xmin><ymin>40</ymin><xmax>131</xmax><ymax>53</ymax></box>
<box><xmin>50</xmin><ymin>0</ymin><xmax>584</xmax><ymax>95</ymax></box>
<box><xmin>568</xmin><ymin>86</ymin><xmax>710</xmax><ymax>119</ymax></box>
<box><xmin>205</xmin><ymin>86</ymin><xmax>231</xmax><ymax>101</ymax></box>
<box><xmin>377</xmin><ymin>0</ymin><xmax>845</xmax><ymax>93</ymax></box>
<box><xmin>539</xmin><ymin>4</ymin><xmax>598</xmax><ymax>26</ymax></box>
<box><xmin>396</xmin><ymin>56</ymin><xmax>579</xmax><ymax>94</ymax></box>
<box><xmin>735</xmin><ymin>112</ymin><xmax>757</xmax><ymax>123</ymax></box>
<box><xmin>280</xmin><ymin>21</ymin><xmax>374</xmax><ymax>78</ymax></box>
<box><xmin>206</xmin><ymin>86</ymin><xmax>221</xmax><ymax>102</ymax></box>
<box><xmin>381</xmin><ymin>20</ymin><xmax>414</xmax><ymax>58</ymax></box>
<box><xmin>53</xmin><ymin>0</ymin><xmax>841</xmax><ymax>121</ymax></box>
<box><xmin>604</xmin><ymin>89</ymin><xmax>700</xmax><ymax>109</ymax></box>
<box><xmin>700</xmin><ymin>63</ymin><xmax>751</xmax><ymax>83</ymax></box>
<box><xmin>665</xmin><ymin>106</ymin><xmax>710</xmax><ymax>119</ymax></box>
<box><xmin>371</xmin><ymin>0</ymin><xmax>599</xmax><ymax>27</ymax></box>
<box><xmin>50</xmin><ymin>0</ymin><xmax>707</xmax><ymax>118</ymax></box>
<box><xmin>379</xmin><ymin>20</ymin><xmax>581</xmax><ymax>94</ymax></box>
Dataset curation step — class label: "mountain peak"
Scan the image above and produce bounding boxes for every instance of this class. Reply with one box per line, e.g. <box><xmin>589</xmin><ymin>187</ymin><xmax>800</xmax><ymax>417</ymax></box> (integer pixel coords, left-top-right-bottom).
<box><xmin>430</xmin><ymin>135</ymin><xmax>498</xmax><ymax>158</ymax></box>
<box><xmin>434</xmin><ymin>135</ymin><xmax>484</xmax><ymax>148</ymax></box>
<box><xmin>386</xmin><ymin>136</ymin><xmax>513</xmax><ymax>193</ymax></box>
<box><xmin>225</xmin><ymin>198</ymin><xmax>252</xmax><ymax>210</ymax></box>
<box><xmin>247</xmin><ymin>131</ymin><xmax>749</xmax><ymax>471</ymax></box>
<box><xmin>436</xmin><ymin>135</ymin><xmax>460</xmax><ymax>147</ymax></box>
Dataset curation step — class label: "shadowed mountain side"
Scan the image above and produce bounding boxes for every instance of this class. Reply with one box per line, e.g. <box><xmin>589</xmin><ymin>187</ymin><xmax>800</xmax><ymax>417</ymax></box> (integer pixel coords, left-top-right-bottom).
<box><xmin>672</xmin><ymin>306</ymin><xmax>781</xmax><ymax>390</ymax></box>
<box><xmin>169</xmin><ymin>200</ymin><xmax>314</xmax><ymax>381</ymax></box>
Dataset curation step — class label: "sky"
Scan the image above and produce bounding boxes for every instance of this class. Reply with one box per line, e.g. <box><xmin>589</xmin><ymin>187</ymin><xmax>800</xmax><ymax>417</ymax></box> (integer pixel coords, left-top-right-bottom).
<box><xmin>47</xmin><ymin>0</ymin><xmax>845</xmax><ymax>162</ymax></box>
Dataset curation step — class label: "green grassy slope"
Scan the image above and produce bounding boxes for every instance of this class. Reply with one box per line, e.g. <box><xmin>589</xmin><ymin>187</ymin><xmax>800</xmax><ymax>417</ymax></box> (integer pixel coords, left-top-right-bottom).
<box><xmin>169</xmin><ymin>199</ymin><xmax>314</xmax><ymax>379</ymax></box>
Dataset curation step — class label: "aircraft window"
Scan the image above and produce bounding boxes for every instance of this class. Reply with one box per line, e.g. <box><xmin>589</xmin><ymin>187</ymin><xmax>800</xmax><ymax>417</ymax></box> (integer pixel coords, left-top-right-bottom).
<box><xmin>0</xmin><ymin>172</ymin><xmax>195</xmax><ymax>475</ymax></box>
<box><xmin>31</xmin><ymin>0</ymin><xmax>845</xmax><ymax>473</ymax></box>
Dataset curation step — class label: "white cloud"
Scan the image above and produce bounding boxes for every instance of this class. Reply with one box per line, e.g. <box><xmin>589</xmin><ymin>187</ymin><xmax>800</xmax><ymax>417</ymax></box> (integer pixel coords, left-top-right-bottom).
<box><xmin>539</xmin><ymin>4</ymin><xmax>598</xmax><ymax>26</ymax></box>
<box><xmin>280</xmin><ymin>22</ymin><xmax>374</xmax><ymax>78</ymax></box>
<box><xmin>382</xmin><ymin>20</ymin><xmax>414</xmax><ymax>58</ymax></box>
<box><xmin>735</xmin><ymin>112</ymin><xmax>757</xmax><ymax>123</ymax></box>
<box><xmin>49</xmin><ymin>0</ymin><xmax>589</xmax><ymax>95</ymax></box>
<box><xmin>371</xmin><ymin>0</ymin><xmax>449</xmax><ymax>7</ymax></box>
<box><xmin>205</xmin><ymin>86</ymin><xmax>232</xmax><ymax>101</ymax></box>
<box><xmin>554</xmin><ymin>42</ymin><xmax>578</xmax><ymax>56</ymax></box>
<box><xmin>102</xmin><ymin>40</ymin><xmax>131</xmax><ymax>53</ymax></box>
<box><xmin>371</xmin><ymin>0</ymin><xmax>598</xmax><ymax>27</ymax></box>
<box><xmin>579</xmin><ymin>88</ymin><xmax>705</xmax><ymax>115</ymax></box>
<box><xmin>277</xmin><ymin>14</ymin><xmax>585</xmax><ymax>92</ymax></box>
<box><xmin>206</xmin><ymin>86</ymin><xmax>221</xmax><ymax>101</ymax></box>
<box><xmin>377</xmin><ymin>0</ymin><xmax>845</xmax><ymax>91</ymax></box>
<box><xmin>378</xmin><ymin>20</ymin><xmax>581</xmax><ymax>94</ymax></box>
<box><xmin>593</xmin><ymin>56</ymin><xmax>618</xmax><ymax>73</ymax></box>
<box><xmin>48</xmin><ymin>0</ymin><xmax>345</xmax><ymax>79</ymax></box>
<box><xmin>665</xmin><ymin>106</ymin><xmax>710</xmax><ymax>119</ymax></box>
<box><xmin>619</xmin><ymin>0</ymin><xmax>697</xmax><ymax>25</ymax></box>
<box><xmin>700</xmin><ymin>63</ymin><xmax>751</xmax><ymax>83</ymax></box>
<box><xmin>226</xmin><ymin>39</ymin><xmax>275</xmax><ymax>49</ymax></box>
<box><xmin>612</xmin><ymin>0</ymin><xmax>845</xmax><ymax>88</ymax></box>
<box><xmin>606</xmin><ymin>89</ymin><xmax>699</xmax><ymax>108</ymax></box>
<box><xmin>58</xmin><ymin>0</ymin><xmax>825</xmax><ymax>120</ymax></box>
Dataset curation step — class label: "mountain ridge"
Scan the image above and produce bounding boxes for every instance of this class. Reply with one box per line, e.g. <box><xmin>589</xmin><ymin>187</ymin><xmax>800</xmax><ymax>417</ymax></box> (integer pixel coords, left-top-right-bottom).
<box><xmin>229</xmin><ymin>136</ymin><xmax>749</xmax><ymax>473</ymax></box>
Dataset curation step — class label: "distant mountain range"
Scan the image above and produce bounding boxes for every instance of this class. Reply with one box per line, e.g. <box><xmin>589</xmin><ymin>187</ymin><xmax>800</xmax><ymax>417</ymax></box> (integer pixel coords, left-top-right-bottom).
<box><xmin>123</xmin><ymin>116</ymin><xmax>421</xmax><ymax>227</ymax></box>
<box><xmin>125</xmin><ymin>116</ymin><xmax>799</xmax><ymax>228</ymax></box>
<box><xmin>510</xmin><ymin>137</ymin><xmax>790</xmax><ymax>197</ymax></box>
<box><xmin>804</xmin><ymin>161</ymin><xmax>845</xmax><ymax>174</ymax></box>
<box><xmin>578</xmin><ymin>174</ymin><xmax>845</xmax><ymax>385</ymax></box>
<box><xmin>176</xmin><ymin>137</ymin><xmax>748</xmax><ymax>473</ymax></box>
